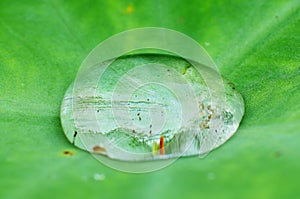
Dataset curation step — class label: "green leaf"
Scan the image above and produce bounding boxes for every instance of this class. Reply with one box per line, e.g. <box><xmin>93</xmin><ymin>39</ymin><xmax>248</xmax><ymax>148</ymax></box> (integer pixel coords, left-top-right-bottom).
<box><xmin>1</xmin><ymin>0</ymin><xmax>299</xmax><ymax>198</ymax></box>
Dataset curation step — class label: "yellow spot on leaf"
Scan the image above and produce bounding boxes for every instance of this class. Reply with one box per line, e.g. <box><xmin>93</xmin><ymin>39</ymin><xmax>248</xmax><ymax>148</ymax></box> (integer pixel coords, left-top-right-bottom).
<box><xmin>125</xmin><ymin>4</ymin><xmax>134</xmax><ymax>14</ymax></box>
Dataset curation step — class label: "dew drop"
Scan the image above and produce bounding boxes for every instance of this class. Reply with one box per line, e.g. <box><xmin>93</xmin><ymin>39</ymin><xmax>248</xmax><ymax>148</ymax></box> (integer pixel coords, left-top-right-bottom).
<box><xmin>60</xmin><ymin>54</ymin><xmax>244</xmax><ymax>161</ymax></box>
<box><xmin>93</xmin><ymin>173</ymin><xmax>105</xmax><ymax>181</ymax></box>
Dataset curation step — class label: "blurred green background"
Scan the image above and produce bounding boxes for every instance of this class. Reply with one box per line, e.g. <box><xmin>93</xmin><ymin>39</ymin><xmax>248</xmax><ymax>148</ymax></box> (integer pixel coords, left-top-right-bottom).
<box><xmin>0</xmin><ymin>0</ymin><xmax>299</xmax><ymax>198</ymax></box>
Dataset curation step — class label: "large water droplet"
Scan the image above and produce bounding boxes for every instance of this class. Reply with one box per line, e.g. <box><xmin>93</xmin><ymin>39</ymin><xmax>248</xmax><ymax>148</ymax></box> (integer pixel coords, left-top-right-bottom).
<box><xmin>61</xmin><ymin>54</ymin><xmax>244</xmax><ymax>161</ymax></box>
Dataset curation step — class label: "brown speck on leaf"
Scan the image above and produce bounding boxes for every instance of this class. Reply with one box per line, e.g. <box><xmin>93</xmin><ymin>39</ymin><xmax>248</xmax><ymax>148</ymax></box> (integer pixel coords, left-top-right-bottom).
<box><xmin>63</xmin><ymin>150</ymin><xmax>74</xmax><ymax>156</ymax></box>
<box><xmin>93</xmin><ymin>146</ymin><xmax>106</xmax><ymax>153</ymax></box>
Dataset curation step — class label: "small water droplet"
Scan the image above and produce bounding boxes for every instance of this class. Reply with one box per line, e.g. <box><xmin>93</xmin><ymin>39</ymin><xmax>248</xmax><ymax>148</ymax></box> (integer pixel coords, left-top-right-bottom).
<box><xmin>93</xmin><ymin>173</ymin><xmax>105</xmax><ymax>181</ymax></box>
<box><xmin>204</xmin><ymin>42</ymin><xmax>210</xmax><ymax>46</ymax></box>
